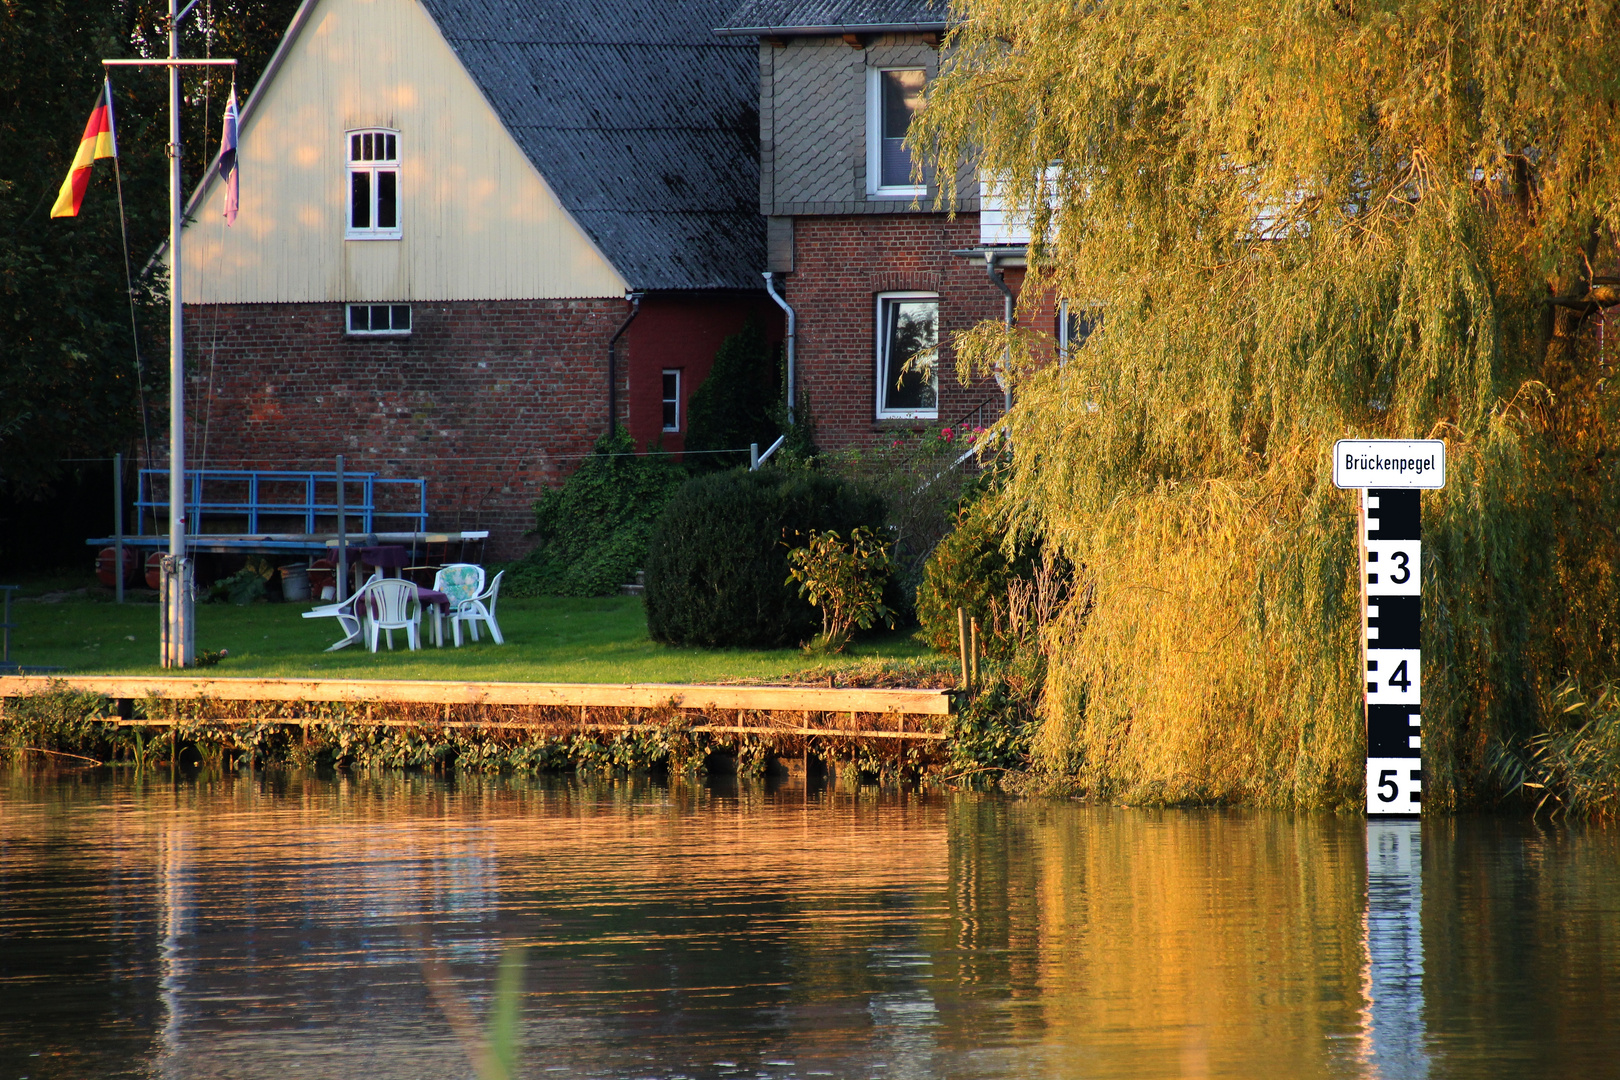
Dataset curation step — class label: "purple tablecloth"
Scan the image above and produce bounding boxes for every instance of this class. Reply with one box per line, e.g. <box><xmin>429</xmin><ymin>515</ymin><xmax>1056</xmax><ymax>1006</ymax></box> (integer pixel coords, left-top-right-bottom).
<box><xmin>417</xmin><ymin>587</ymin><xmax>450</xmax><ymax>611</ymax></box>
<box><xmin>357</xmin><ymin>545</ymin><xmax>410</xmax><ymax>571</ymax></box>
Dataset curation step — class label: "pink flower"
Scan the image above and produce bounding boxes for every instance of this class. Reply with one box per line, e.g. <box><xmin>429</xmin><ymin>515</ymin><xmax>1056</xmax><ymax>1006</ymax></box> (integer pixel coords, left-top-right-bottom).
<box><xmin>940</xmin><ymin>427</ymin><xmax>953</xmax><ymax>441</ymax></box>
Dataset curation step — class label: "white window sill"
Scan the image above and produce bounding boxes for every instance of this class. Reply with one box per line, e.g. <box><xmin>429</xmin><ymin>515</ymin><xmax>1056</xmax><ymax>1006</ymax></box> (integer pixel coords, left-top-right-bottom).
<box><xmin>876</xmin><ymin>411</ymin><xmax>939</xmax><ymax>421</ymax></box>
<box><xmin>869</xmin><ymin>187</ymin><xmax>927</xmax><ymax>200</ymax></box>
<box><xmin>345</xmin><ymin>232</ymin><xmax>403</xmax><ymax>241</ymax></box>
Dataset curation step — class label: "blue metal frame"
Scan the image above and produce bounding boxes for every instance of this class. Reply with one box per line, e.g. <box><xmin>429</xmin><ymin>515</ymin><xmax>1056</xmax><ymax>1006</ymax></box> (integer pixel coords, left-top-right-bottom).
<box><xmin>134</xmin><ymin>469</ymin><xmax>427</xmax><ymax>535</ymax></box>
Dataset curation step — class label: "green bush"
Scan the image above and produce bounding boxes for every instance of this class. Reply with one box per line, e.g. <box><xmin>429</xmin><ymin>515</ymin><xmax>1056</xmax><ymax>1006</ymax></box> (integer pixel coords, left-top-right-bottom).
<box><xmin>786</xmin><ymin>526</ymin><xmax>896</xmax><ymax>652</ymax></box>
<box><xmin>644</xmin><ymin>468</ymin><xmax>885</xmax><ymax>648</ymax></box>
<box><xmin>506</xmin><ymin>428</ymin><xmax>686</xmax><ymax>597</ymax></box>
<box><xmin>685</xmin><ymin>320</ymin><xmax>781</xmax><ymax>469</ymax></box>
<box><xmin>915</xmin><ymin>496</ymin><xmax>1038</xmax><ymax>659</ymax></box>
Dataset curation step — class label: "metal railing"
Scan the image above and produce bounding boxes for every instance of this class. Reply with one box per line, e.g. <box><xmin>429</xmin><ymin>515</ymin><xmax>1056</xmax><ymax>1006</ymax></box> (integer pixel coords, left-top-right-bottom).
<box><xmin>135</xmin><ymin>468</ymin><xmax>427</xmax><ymax>535</ymax></box>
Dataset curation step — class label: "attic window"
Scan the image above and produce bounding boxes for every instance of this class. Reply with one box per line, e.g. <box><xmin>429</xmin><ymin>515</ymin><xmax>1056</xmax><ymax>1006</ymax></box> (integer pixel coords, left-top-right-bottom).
<box><xmin>867</xmin><ymin>69</ymin><xmax>926</xmax><ymax>197</ymax></box>
<box><xmin>347</xmin><ymin>129</ymin><xmax>401</xmax><ymax>239</ymax></box>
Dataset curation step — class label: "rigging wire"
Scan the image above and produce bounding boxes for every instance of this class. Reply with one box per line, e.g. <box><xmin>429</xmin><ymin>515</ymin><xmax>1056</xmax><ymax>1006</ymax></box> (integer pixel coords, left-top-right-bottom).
<box><xmin>109</xmin><ymin>74</ymin><xmax>154</xmax><ymax>505</ymax></box>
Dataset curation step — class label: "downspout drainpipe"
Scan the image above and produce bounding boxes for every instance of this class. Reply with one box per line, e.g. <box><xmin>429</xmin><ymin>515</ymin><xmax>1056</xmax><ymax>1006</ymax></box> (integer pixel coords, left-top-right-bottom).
<box><xmin>607</xmin><ymin>292</ymin><xmax>643</xmax><ymax>436</ymax></box>
<box><xmin>764</xmin><ymin>272</ymin><xmax>796</xmax><ymax>425</ymax></box>
<box><xmin>987</xmin><ymin>253</ymin><xmax>1016</xmax><ymax>415</ymax></box>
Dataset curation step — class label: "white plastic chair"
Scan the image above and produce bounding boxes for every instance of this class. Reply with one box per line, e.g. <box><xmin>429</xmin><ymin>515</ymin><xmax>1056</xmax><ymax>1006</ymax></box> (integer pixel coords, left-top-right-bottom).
<box><xmin>433</xmin><ymin>563</ymin><xmax>485</xmax><ymax>605</ymax></box>
<box><xmin>360</xmin><ymin>577</ymin><xmax>422</xmax><ymax>652</ymax></box>
<box><xmin>450</xmin><ymin>570</ymin><xmax>504</xmax><ymax>646</ymax></box>
<box><xmin>301</xmin><ymin>570</ymin><xmax>382</xmax><ymax>651</ymax></box>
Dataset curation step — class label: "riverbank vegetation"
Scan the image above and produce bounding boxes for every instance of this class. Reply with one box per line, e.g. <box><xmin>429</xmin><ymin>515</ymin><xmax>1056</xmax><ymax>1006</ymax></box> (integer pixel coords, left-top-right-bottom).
<box><xmin>912</xmin><ymin>0</ymin><xmax>1620</xmax><ymax>811</ymax></box>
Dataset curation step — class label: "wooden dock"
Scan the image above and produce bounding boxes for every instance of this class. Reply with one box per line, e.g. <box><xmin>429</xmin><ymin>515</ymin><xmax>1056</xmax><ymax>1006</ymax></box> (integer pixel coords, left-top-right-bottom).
<box><xmin>0</xmin><ymin>675</ymin><xmax>955</xmax><ymax>741</ymax></box>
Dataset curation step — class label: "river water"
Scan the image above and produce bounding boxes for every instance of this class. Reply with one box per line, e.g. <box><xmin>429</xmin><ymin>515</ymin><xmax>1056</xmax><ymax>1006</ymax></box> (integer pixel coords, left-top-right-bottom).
<box><xmin>1</xmin><ymin>770</ymin><xmax>1616</xmax><ymax>1080</ymax></box>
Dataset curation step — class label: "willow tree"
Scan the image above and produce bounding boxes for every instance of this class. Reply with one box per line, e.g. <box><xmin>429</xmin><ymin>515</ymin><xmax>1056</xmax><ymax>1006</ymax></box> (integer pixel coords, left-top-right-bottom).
<box><xmin>915</xmin><ymin>0</ymin><xmax>1620</xmax><ymax>808</ymax></box>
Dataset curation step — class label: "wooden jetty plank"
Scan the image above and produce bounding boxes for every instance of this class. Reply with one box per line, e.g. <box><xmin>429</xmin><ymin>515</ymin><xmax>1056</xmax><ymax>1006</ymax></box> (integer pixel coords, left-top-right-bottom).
<box><xmin>97</xmin><ymin>717</ymin><xmax>948</xmax><ymax>740</ymax></box>
<box><xmin>0</xmin><ymin>675</ymin><xmax>954</xmax><ymax>716</ymax></box>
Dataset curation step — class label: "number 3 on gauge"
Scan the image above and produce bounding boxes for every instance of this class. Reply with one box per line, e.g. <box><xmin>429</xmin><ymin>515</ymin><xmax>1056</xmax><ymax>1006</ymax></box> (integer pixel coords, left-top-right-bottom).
<box><xmin>1377</xmin><ymin>769</ymin><xmax>1399</xmax><ymax>803</ymax></box>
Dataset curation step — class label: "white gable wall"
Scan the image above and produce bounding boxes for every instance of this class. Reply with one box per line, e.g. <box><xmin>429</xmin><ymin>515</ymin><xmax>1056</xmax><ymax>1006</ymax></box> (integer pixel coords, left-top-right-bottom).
<box><xmin>180</xmin><ymin>0</ymin><xmax>627</xmax><ymax>304</ymax></box>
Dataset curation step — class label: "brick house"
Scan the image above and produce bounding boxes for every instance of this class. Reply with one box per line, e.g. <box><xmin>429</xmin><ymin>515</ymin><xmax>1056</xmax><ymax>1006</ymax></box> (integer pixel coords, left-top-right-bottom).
<box><xmin>716</xmin><ymin>0</ymin><xmax>1064</xmax><ymax>451</ymax></box>
<box><xmin>174</xmin><ymin>0</ymin><xmax>778</xmax><ymax>559</ymax></box>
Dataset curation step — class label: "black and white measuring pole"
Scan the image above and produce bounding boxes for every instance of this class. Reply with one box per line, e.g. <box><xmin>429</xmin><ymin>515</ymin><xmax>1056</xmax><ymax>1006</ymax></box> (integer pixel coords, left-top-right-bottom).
<box><xmin>1333</xmin><ymin>439</ymin><xmax>1446</xmax><ymax>816</ymax></box>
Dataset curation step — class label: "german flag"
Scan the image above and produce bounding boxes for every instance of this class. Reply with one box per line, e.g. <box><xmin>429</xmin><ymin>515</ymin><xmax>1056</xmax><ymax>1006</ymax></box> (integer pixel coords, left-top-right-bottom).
<box><xmin>50</xmin><ymin>79</ymin><xmax>117</xmax><ymax>219</ymax></box>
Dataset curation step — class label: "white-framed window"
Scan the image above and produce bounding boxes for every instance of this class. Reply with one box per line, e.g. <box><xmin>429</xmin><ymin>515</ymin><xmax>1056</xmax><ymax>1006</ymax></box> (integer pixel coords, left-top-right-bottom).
<box><xmin>876</xmin><ymin>292</ymin><xmax>939</xmax><ymax>419</ymax></box>
<box><xmin>866</xmin><ymin>68</ymin><xmax>927</xmax><ymax>197</ymax></box>
<box><xmin>347</xmin><ymin>129</ymin><xmax>400</xmax><ymax>239</ymax></box>
<box><xmin>661</xmin><ymin>369</ymin><xmax>681</xmax><ymax>432</ymax></box>
<box><xmin>347</xmin><ymin>303</ymin><xmax>411</xmax><ymax>336</ymax></box>
<box><xmin>1057</xmin><ymin>299</ymin><xmax>1099</xmax><ymax>362</ymax></box>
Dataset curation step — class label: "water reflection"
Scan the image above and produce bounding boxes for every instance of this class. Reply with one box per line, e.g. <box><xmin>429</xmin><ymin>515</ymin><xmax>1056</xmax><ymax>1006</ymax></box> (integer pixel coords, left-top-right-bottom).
<box><xmin>1362</xmin><ymin>821</ymin><xmax>1428</xmax><ymax>1079</ymax></box>
<box><xmin>0</xmin><ymin>771</ymin><xmax>1616</xmax><ymax>1080</ymax></box>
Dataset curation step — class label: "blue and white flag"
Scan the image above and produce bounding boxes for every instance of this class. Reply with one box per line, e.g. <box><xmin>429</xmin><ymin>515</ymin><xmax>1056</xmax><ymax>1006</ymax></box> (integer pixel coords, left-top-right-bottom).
<box><xmin>219</xmin><ymin>89</ymin><xmax>239</xmax><ymax>226</ymax></box>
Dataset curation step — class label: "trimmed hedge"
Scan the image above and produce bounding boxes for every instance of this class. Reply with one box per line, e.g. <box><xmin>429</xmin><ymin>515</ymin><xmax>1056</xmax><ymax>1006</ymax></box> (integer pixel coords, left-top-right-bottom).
<box><xmin>644</xmin><ymin>468</ymin><xmax>885</xmax><ymax>648</ymax></box>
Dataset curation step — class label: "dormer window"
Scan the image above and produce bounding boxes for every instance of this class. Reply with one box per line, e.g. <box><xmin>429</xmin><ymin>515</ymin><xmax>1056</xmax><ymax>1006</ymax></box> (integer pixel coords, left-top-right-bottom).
<box><xmin>347</xmin><ymin>129</ymin><xmax>400</xmax><ymax>239</ymax></box>
<box><xmin>867</xmin><ymin>69</ymin><xmax>926</xmax><ymax>197</ymax></box>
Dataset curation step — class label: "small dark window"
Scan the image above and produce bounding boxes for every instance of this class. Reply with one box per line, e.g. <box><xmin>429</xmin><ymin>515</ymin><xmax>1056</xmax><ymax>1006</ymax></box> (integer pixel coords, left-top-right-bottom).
<box><xmin>662</xmin><ymin>369</ymin><xmax>680</xmax><ymax>432</ymax></box>
<box><xmin>377</xmin><ymin>172</ymin><xmax>397</xmax><ymax>229</ymax></box>
<box><xmin>351</xmin><ymin>171</ymin><xmax>371</xmax><ymax>229</ymax></box>
<box><xmin>347</xmin><ymin>303</ymin><xmax>410</xmax><ymax>336</ymax></box>
<box><xmin>1059</xmin><ymin>304</ymin><xmax>1100</xmax><ymax>361</ymax></box>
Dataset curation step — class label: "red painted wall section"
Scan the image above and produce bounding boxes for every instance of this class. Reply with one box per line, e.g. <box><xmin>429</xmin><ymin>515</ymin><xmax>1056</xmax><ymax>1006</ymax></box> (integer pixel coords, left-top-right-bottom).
<box><xmin>622</xmin><ymin>294</ymin><xmax>784</xmax><ymax>455</ymax></box>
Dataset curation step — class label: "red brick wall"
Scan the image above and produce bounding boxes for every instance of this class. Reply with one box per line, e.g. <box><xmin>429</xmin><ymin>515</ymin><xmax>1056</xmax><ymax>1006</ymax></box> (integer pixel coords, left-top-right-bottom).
<box><xmin>623</xmin><ymin>294</ymin><xmax>784</xmax><ymax>456</ymax></box>
<box><xmin>783</xmin><ymin>214</ymin><xmax>1035</xmax><ymax>449</ymax></box>
<box><xmin>168</xmin><ymin>297</ymin><xmax>730</xmax><ymax>561</ymax></box>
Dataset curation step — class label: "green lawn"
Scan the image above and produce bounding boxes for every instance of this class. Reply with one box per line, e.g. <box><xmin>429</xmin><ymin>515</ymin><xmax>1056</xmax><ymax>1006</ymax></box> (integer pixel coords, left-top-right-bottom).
<box><xmin>3</xmin><ymin>578</ymin><xmax>941</xmax><ymax>684</ymax></box>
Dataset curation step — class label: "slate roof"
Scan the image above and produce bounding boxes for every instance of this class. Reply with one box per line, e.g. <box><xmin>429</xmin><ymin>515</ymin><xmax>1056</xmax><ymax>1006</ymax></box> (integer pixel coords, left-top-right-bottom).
<box><xmin>418</xmin><ymin>0</ymin><xmax>764</xmax><ymax>292</ymax></box>
<box><xmin>715</xmin><ymin>0</ymin><xmax>945</xmax><ymax>35</ymax></box>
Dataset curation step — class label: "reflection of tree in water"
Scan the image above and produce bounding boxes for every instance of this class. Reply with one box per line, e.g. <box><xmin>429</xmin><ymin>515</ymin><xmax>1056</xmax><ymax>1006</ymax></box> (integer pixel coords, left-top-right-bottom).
<box><xmin>889</xmin><ymin>302</ymin><xmax>938</xmax><ymax>411</ymax></box>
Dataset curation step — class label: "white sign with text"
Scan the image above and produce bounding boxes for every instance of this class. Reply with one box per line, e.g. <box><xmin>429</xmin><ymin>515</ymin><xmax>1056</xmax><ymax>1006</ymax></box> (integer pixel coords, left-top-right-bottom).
<box><xmin>1334</xmin><ymin>440</ymin><xmax>1446</xmax><ymax>490</ymax></box>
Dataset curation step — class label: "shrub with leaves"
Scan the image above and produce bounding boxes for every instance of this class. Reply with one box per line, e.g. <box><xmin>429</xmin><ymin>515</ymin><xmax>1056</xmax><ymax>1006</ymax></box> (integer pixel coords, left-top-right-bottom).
<box><xmin>823</xmin><ymin>424</ymin><xmax>993</xmax><ymax>615</ymax></box>
<box><xmin>506</xmin><ymin>428</ymin><xmax>686</xmax><ymax>597</ymax></box>
<box><xmin>786</xmin><ymin>526</ymin><xmax>896</xmax><ymax>652</ymax></box>
<box><xmin>915</xmin><ymin>494</ymin><xmax>1039</xmax><ymax>659</ymax></box>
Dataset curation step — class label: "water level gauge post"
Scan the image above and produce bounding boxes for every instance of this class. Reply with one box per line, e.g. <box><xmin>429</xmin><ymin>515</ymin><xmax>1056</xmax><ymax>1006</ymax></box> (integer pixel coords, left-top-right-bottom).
<box><xmin>1333</xmin><ymin>439</ymin><xmax>1445</xmax><ymax>817</ymax></box>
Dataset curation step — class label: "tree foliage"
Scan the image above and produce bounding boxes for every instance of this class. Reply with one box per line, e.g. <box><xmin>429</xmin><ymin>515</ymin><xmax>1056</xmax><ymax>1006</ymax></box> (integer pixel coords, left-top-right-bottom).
<box><xmin>0</xmin><ymin>0</ymin><xmax>299</xmax><ymax>495</ymax></box>
<box><xmin>915</xmin><ymin>0</ymin><xmax>1620</xmax><ymax>807</ymax></box>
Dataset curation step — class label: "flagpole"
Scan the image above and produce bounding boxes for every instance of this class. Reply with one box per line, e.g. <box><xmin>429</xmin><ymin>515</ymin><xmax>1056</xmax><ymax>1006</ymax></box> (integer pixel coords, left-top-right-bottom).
<box><xmin>104</xmin><ymin>29</ymin><xmax>235</xmax><ymax>669</ymax></box>
<box><xmin>165</xmin><ymin>0</ymin><xmax>189</xmax><ymax>668</ymax></box>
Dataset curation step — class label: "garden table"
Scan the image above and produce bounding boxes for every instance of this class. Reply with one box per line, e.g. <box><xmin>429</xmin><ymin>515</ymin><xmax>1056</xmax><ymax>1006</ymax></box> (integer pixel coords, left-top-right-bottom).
<box><xmin>416</xmin><ymin>587</ymin><xmax>451</xmax><ymax>648</ymax></box>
